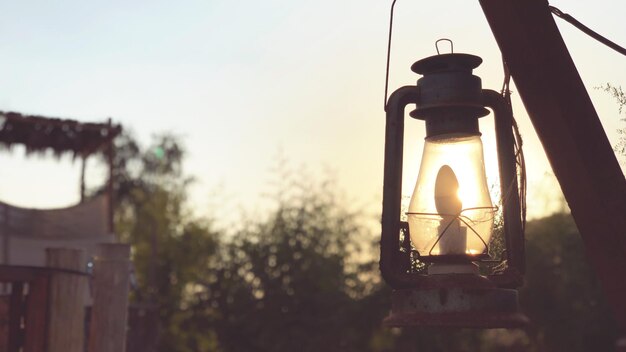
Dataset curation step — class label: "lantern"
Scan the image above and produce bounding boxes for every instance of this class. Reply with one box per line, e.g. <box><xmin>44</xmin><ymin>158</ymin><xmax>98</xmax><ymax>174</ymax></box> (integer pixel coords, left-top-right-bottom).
<box><xmin>380</xmin><ymin>52</ymin><xmax>528</xmax><ymax>328</ymax></box>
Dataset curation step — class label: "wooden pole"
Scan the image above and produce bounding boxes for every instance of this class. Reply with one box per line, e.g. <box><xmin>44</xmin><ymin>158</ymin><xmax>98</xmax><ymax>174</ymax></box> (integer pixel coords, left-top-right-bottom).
<box><xmin>89</xmin><ymin>243</ymin><xmax>131</xmax><ymax>352</ymax></box>
<box><xmin>106</xmin><ymin>118</ymin><xmax>115</xmax><ymax>234</ymax></box>
<box><xmin>46</xmin><ymin>248</ymin><xmax>88</xmax><ymax>352</ymax></box>
<box><xmin>80</xmin><ymin>155</ymin><xmax>87</xmax><ymax>203</ymax></box>
<box><xmin>2</xmin><ymin>204</ymin><xmax>9</xmax><ymax>265</ymax></box>
<box><xmin>150</xmin><ymin>218</ymin><xmax>158</xmax><ymax>302</ymax></box>
<box><xmin>480</xmin><ymin>0</ymin><xmax>626</xmax><ymax>330</ymax></box>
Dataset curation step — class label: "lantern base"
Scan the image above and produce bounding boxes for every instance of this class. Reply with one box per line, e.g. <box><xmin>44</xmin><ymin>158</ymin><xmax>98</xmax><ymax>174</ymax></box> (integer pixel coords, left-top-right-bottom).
<box><xmin>427</xmin><ymin>262</ymin><xmax>478</xmax><ymax>275</ymax></box>
<box><xmin>384</xmin><ymin>284</ymin><xmax>529</xmax><ymax>329</ymax></box>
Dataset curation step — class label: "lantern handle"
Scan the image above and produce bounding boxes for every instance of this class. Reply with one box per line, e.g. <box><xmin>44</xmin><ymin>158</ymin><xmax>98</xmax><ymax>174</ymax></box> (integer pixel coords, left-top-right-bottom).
<box><xmin>381</xmin><ymin>85</ymin><xmax>423</xmax><ymax>288</ymax></box>
<box><xmin>435</xmin><ymin>38</ymin><xmax>454</xmax><ymax>55</ymax></box>
<box><xmin>383</xmin><ymin>0</ymin><xmax>399</xmax><ymax>111</ymax></box>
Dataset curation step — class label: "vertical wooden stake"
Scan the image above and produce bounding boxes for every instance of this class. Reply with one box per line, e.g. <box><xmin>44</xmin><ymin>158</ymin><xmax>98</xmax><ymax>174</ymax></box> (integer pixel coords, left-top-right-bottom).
<box><xmin>89</xmin><ymin>243</ymin><xmax>131</xmax><ymax>352</ymax></box>
<box><xmin>106</xmin><ymin>119</ymin><xmax>115</xmax><ymax>234</ymax></box>
<box><xmin>46</xmin><ymin>248</ymin><xmax>87</xmax><ymax>352</ymax></box>
<box><xmin>80</xmin><ymin>155</ymin><xmax>87</xmax><ymax>203</ymax></box>
<box><xmin>2</xmin><ymin>204</ymin><xmax>9</xmax><ymax>265</ymax></box>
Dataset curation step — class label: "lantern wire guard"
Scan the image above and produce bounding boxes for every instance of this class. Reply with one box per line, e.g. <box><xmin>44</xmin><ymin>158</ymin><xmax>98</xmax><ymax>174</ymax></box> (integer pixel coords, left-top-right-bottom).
<box><xmin>407</xmin><ymin>206</ymin><xmax>497</xmax><ymax>259</ymax></box>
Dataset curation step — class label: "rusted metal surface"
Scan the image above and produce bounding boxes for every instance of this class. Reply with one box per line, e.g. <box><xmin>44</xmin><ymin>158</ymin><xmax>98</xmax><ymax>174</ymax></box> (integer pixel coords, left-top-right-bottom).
<box><xmin>480</xmin><ymin>0</ymin><xmax>626</xmax><ymax>330</ymax></box>
<box><xmin>392</xmin><ymin>273</ymin><xmax>495</xmax><ymax>290</ymax></box>
<box><xmin>409</xmin><ymin>53</ymin><xmax>488</xmax><ymax>138</ymax></box>
<box><xmin>381</xmin><ymin>85</ymin><xmax>420</xmax><ymax>288</ymax></box>
<box><xmin>383</xmin><ymin>272</ymin><xmax>529</xmax><ymax>328</ymax></box>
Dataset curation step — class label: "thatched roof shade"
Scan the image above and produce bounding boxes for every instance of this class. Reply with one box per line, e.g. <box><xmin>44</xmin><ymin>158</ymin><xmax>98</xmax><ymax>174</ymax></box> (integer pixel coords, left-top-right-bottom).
<box><xmin>0</xmin><ymin>111</ymin><xmax>122</xmax><ymax>157</ymax></box>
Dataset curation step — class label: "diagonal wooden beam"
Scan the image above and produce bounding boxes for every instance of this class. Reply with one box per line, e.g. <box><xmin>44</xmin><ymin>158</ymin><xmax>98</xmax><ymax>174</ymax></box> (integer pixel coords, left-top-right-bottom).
<box><xmin>480</xmin><ymin>0</ymin><xmax>626</xmax><ymax>330</ymax></box>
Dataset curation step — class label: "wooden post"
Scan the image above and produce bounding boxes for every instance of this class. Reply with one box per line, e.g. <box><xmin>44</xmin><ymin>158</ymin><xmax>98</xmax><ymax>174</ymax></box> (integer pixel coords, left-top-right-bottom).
<box><xmin>80</xmin><ymin>155</ymin><xmax>87</xmax><ymax>203</ymax></box>
<box><xmin>2</xmin><ymin>204</ymin><xmax>9</xmax><ymax>265</ymax></box>
<box><xmin>617</xmin><ymin>336</ymin><xmax>626</xmax><ymax>352</ymax></box>
<box><xmin>480</xmin><ymin>0</ymin><xmax>626</xmax><ymax>330</ymax></box>
<box><xmin>8</xmin><ymin>282</ymin><xmax>24</xmax><ymax>352</ymax></box>
<box><xmin>23</xmin><ymin>273</ymin><xmax>51</xmax><ymax>352</ymax></box>
<box><xmin>89</xmin><ymin>243</ymin><xmax>131</xmax><ymax>352</ymax></box>
<box><xmin>106</xmin><ymin>119</ymin><xmax>115</xmax><ymax>234</ymax></box>
<box><xmin>46</xmin><ymin>248</ymin><xmax>87</xmax><ymax>352</ymax></box>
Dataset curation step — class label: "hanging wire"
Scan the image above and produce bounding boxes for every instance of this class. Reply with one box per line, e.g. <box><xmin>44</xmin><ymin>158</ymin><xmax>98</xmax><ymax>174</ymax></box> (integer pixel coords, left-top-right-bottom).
<box><xmin>549</xmin><ymin>5</ymin><xmax>626</xmax><ymax>57</ymax></box>
<box><xmin>384</xmin><ymin>0</ymin><xmax>398</xmax><ymax>111</ymax></box>
<box><xmin>500</xmin><ymin>59</ymin><xmax>527</xmax><ymax>235</ymax></box>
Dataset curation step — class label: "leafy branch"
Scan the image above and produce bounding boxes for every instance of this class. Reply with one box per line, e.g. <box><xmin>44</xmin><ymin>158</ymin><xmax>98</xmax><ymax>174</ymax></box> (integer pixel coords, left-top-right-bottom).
<box><xmin>598</xmin><ymin>83</ymin><xmax>626</xmax><ymax>115</ymax></box>
<box><xmin>597</xmin><ymin>83</ymin><xmax>626</xmax><ymax>160</ymax></box>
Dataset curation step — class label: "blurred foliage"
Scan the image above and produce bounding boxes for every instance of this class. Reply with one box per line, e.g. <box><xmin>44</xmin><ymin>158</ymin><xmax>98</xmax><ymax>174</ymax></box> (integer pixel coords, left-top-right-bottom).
<box><xmin>181</xmin><ymin>176</ymin><xmax>392</xmax><ymax>352</ymax></box>
<box><xmin>598</xmin><ymin>83</ymin><xmax>626</xmax><ymax>162</ymax></box>
<box><xmin>105</xmin><ymin>133</ymin><xmax>620</xmax><ymax>351</ymax></box>
<box><xmin>520</xmin><ymin>213</ymin><xmax>619</xmax><ymax>351</ymax></box>
<box><xmin>96</xmin><ymin>132</ymin><xmax>221</xmax><ymax>350</ymax></box>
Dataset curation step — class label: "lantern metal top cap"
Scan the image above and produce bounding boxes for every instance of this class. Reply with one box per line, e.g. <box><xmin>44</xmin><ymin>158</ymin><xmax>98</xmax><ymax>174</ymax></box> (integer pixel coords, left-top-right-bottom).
<box><xmin>409</xmin><ymin>53</ymin><xmax>488</xmax><ymax>136</ymax></box>
<box><xmin>411</xmin><ymin>53</ymin><xmax>483</xmax><ymax>75</ymax></box>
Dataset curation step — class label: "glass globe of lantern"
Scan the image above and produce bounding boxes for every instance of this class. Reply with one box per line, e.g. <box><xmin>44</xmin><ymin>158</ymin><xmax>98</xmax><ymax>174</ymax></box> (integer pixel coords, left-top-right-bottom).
<box><xmin>407</xmin><ymin>133</ymin><xmax>494</xmax><ymax>260</ymax></box>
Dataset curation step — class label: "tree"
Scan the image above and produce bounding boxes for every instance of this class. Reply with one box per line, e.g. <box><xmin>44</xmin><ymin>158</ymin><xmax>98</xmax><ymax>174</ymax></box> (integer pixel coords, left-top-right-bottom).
<box><xmin>94</xmin><ymin>132</ymin><xmax>222</xmax><ymax>351</ymax></box>
<box><xmin>181</xmin><ymin>169</ymin><xmax>392</xmax><ymax>352</ymax></box>
<box><xmin>519</xmin><ymin>213</ymin><xmax>619</xmax><ymax>352</ymax></box>
<box><xmin>96</xmin><ymin>132</ymin><xmax>621</xmax><ymax>351</ymax></box>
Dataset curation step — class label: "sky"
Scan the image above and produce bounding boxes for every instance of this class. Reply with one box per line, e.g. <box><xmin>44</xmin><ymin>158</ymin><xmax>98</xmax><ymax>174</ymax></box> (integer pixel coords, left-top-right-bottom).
<box><xmin>0</xmin><ymin>0</ymin><xmax>624</xmax><ymax>227</ymax></box>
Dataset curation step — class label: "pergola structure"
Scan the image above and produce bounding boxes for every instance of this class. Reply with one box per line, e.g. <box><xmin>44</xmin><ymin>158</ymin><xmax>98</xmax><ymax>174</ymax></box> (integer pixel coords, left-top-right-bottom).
<box><xmin>0</xmin><ymin>111</ymin><xmax>122</xmax><ymax>268</ymax></box>
<box><xmin>0</xmin><ymin>111</ymin><xmax>122</xmax><ymax>233</ymax></box>
<box><xmin>0</xmin><ymin>111</ymin><xmax>129</xmax><ymax>352</ymax></box>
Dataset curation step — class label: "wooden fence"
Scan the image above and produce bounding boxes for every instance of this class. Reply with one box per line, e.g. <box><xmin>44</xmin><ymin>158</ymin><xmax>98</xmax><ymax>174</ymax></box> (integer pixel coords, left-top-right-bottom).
<box><xmin>0</xmin><ymin>245</ymin><xmax>130</xmax><ymax>352</ymax></box>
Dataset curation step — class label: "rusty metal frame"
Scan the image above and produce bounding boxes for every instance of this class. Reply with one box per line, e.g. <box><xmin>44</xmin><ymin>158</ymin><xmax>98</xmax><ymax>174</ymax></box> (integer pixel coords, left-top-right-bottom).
<box><xmin>381</xmin><ymin>85</ymin><xmax>420</xmax><ymax>289</ymax></box>
<box><xmin>381</xmin><ymin>85</ymin><xmax>524</xmax><ymax>289</ymax></box>
<box><xmin>480</xmin><ymin>0</ymin><xmax>626</xmax><ymax>330</ymax></box>
<box><xmin>483</xmin><ymin>89</ymin><xmax>525</xmax><ymax>286</ymax></box>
